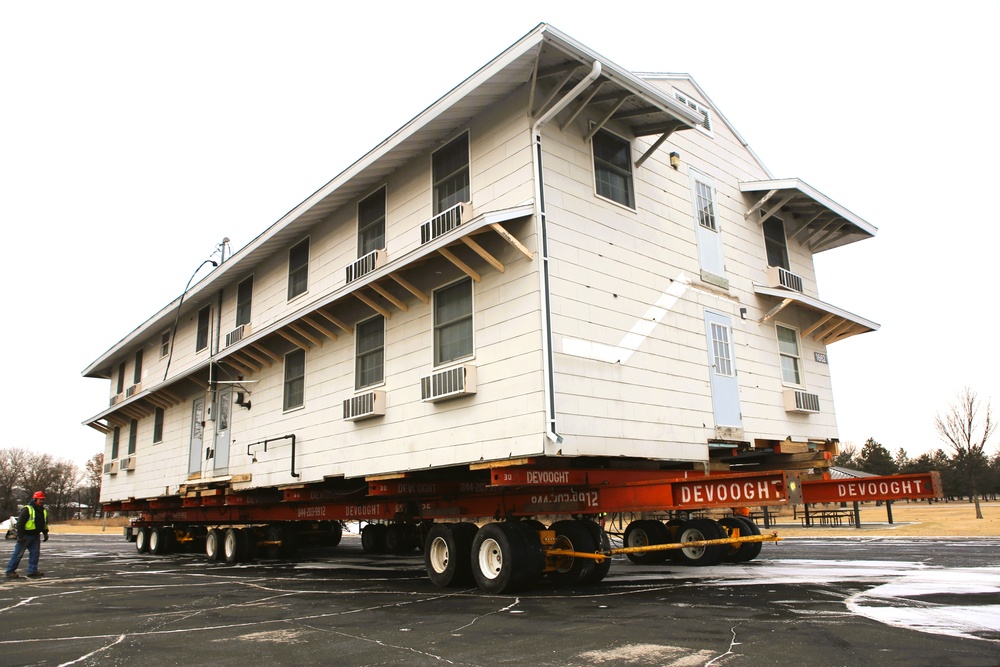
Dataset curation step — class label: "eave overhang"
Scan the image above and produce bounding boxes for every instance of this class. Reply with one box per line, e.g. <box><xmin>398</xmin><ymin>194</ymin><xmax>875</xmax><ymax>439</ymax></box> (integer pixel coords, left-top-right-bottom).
<box><xmin>753</xmin><ymin>284</ymin><xmax>880</xmax><ymax>344</ymax></box>
<box><xmin>740</xmin><ymin>179</ymin><xmax>876</xmax><ymax>253</ymax></box>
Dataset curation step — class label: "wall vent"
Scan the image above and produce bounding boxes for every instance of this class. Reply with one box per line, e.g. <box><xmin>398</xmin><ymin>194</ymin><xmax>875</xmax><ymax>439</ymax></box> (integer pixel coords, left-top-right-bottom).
<box><xmin>783</xmin><ymin>389</ymin><xmax>820</xmax><ymax>414</ymax></box>
<box><xmin>767</xmin><ymin>266</ymin><xmax>804</xmax><ymax>293</ymax></box>
<box><xmin>225</xmin><ymin>323</ymin><xmax>251</xmax><ymax>347</ymax></box>
<box><xmin>420</xmin><ymin>202</ymin><xmax>471</xmax><ymax>245</ymax></box>
<box><xmin>343</xmin><ymin>390</ymin><xmax>386</xmax><ymax>421</ymax></box>
<box><xmin>119</xmin><ymin>456</ymin><xmax>136</xmax><ymax>471</ymax></box>
<box><xmin>346</xmin><ymin>249</ymin><xmax>386</xmax><ymax>284</ymax></box>
<box><xmin>421</xmin><ymin>365</ymin><xmax>477</xmax><ymax>402</ymax></box>
<box><xmin>104</xmin><ymin>461</ymin><xmax>120</xmax><ymax>475</ymax></box>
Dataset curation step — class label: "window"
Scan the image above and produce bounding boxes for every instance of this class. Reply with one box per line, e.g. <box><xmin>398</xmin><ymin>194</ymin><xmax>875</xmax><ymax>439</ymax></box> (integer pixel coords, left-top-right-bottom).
<box><xmin>763</xmin><ymin>217</ymin><xmax>789</xmax><ymax>270</ymax></box>
<box><xmin>358</xmin><ymin>187</ymin><xmax>386</xmax><ymax>257</ymax></box>
<box><xmin>153</xmin><ymin>407</ymin><xmax>164</xmax><ymax>443</ymax></box>
<box><xmin>710</xmin><ymin>322</ymin><xmax>734</xmax><ymax>377</ymax></box>
<box><xmin>355</xmin><ymin>315</ymin><xmax>385</xmax><ymax>389</ymax></box>
<box><xmin>287</xmin><ymin>238</ymin><xmax>310</xmax><ymax>300</ymax></box>
<box><xmin>432</xmin><ymin>134</ymin><xmax>470</xmax><ymax>215</ymax></box>
<box><xmin>128</xmin><ymin>419</ymin><xmax>138</xmax><ymax>455</ymax></box>
<box><xmin>111</xmin><ymin>426</ymin><xmax>120</xmax><ymax>460</ymax></box>
<box><xmin>116</xmin><ymin>361</ymin><xmax>126</xmax><ymax>395</ymax></box>
<box><xmin>236</xmin><ymin>276</ymin><xmax>253</xmax><ymax>327</ymax></box>
<box><xmin>160</xmin><ymin>331</ymin><xmax>170</xmax><ymax>358</ymax></box>
<box><xmin>674</xmin><ymin>91</ymin><xmax>713</xmax><ymax>134</ymax></box>
<box><xmin>434</xmin><ymin>278</ymin><xmax>473</xmax><ymax>366</ymax></box>
<box><xmin>283</xmin><ymin>348</ymin><xmax>306</xmax><ymax>411</ymax></box>
<box><xmin>196</xmin><ymin>306</ymin><xmax>211</xmax><ymax>352</ymax></box>
<box><xmin>694</xmin><ymin>179</ymin><xmax>717</xmax><ymax>231</ymax></box>
<box><xmin>592</xmin><ymin>129</ymin><xmax>635</xmax><ymax>209</ymax></box>
<box><xmin>133</xmin><ymin>349</ymin><xmax>143</xmax><ymax>385</ymax></box>
<box><xmin>776</xmin><ymin>325</ymin><xmax>802</xmax><ymax>386</ymax></box>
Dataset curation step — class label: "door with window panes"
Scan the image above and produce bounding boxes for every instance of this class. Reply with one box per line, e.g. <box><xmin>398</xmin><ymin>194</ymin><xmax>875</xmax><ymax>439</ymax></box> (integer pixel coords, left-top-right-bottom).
<box><xmin>704</xmin><ymin>311</ymin><xmax>742</xmax><ymax>429</ymax></box>
<box><xmin>213</xmin><ymin>388</ymin><xmax>232</xmax><ymax>475</ymax></box>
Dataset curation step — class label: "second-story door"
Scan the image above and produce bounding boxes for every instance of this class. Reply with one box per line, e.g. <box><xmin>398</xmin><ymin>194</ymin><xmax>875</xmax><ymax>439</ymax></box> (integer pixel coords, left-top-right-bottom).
<box><xmin>704</xmin><ymin>310</ymin><xmax>742</xmax><ymax>430</ymax></box>
<box><xmin>214</xmin><ymin>388</ymin><xmax>232</xmax><ymax>475</ymax></box>
<box><xmin>188</xmin><ymin>397</ymin><xmax>205</xmax><ymax>476</ymax></box>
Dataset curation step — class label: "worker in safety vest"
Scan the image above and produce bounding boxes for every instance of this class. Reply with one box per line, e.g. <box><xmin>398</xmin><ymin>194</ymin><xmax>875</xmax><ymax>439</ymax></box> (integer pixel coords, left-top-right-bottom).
<box><xmin>5</xmin><ymin>491</ymin><xmax>50</xmax><ymax>579</ymax></box>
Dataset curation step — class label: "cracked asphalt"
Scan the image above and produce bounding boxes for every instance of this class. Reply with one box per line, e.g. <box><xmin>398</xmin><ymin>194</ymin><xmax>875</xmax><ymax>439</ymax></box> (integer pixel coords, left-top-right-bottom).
<box><xmin>1</xmin><ymin>533</ymin><xmax>998</xmax><ymax>666</ymax></box>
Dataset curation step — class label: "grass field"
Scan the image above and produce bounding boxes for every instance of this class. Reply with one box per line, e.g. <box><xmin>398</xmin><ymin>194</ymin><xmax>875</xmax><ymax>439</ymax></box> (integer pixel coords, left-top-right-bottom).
<box><xmin>46</xmin><ymin>501</ymin><xmax>1000</xmax><ymax>539</ymax></box>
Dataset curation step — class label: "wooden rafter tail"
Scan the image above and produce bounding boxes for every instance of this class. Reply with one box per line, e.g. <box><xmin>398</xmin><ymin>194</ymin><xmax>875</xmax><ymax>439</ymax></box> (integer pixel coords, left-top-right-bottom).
<box><xmin>369</xmin><ymin>282</ymin><xmax>409</xmax><ymax>311</ymax></box>
<box><xmin>489</xmin><ymin>223</ymin><xmax>532</xmax><ymax>261</ymax></box>
<box><xmin>301</xmin><ymin>315</ymin><xmax>339</xmax><ymax>341</ymax></box>
<box><xmin>316</xmin><ymin>309</ymin><xmax>354</xmax><ymax>334</ymax></box>
<box><xmin>438</xmin><ymin>247</ymin><xmax>481</xmax><ymax>282</ymax></box>
<box><xmin>277</xmin><ymin>328</ymin><xmax>311</xmax><ymax>350</ymax></box>
<box><xmin>354</xmin><ymin>291</ymin><xmax>392</xmax><ymax>319</ymax></box>
<box><xmin>461</xmin><ymin>236</ymin><xmax>504</xmax><ymax>273</ymax></box>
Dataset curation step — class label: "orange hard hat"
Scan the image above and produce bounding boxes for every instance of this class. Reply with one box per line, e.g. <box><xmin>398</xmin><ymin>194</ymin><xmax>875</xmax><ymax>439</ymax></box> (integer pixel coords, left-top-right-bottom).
<box><xmin>33</xmin><ymin>491</ymin><xmax>46</xmax><ymax>500</ymax></box>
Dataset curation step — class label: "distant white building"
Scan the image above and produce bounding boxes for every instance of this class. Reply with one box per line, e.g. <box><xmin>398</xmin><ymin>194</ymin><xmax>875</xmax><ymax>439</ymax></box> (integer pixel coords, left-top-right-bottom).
<box><xmin>83</xmin><ymin>24</ymin><xmax>878</xmax><ymax>504</ymax></box>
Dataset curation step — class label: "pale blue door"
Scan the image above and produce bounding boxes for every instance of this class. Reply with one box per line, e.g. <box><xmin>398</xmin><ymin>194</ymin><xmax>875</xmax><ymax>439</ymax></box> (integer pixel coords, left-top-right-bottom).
<box><xmin>704</xmin><ymin>311</ymin><xmax>742</xmax><ymax>428</ymax></box>
<box><xmin>189</xmin><ymin>397</ymin><xmax>205</xmax><ymax>475</ymax></box>
<box><xmin>213</xmin><ymin>388</ymin><xmax>232</xmax><ymax>475</ymax></box>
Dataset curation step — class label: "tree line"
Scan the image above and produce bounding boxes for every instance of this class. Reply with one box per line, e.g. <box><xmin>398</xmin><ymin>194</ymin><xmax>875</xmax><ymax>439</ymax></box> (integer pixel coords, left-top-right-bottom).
<box><xmin>0</xmin><ymin>448</ymin><xmax>103</xmax><ymax>520</ymax></box>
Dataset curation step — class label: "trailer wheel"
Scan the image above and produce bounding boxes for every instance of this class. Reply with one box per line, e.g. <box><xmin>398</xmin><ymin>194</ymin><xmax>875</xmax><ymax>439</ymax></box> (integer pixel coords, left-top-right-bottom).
<box><xmin>549</xmin><ymin>520</ymin><xmax>597</xmax><ymax>587</ymax></box>
<box><xmin>425</xmin><ymin>523</ymin><xmax>475</xmax><ymax>587</ymax></box>
<box><xmin>361</xmin><ymin>523</ymin><xmax>387</xmax><ymax>554</ymax></box>
<box><xmin>579</xmin><ymin>520</ymin><xmax>612</xmax><ymax>584</ymax></box>
<box><xmin>324</xmin><ymin>521</ymin><xmax>343</xmax><ymax>548</ymax></box>
<box><xmin>676</xmin><ymin>519</ymin><xmax>726</xmax><ymax>566</ymax></box>
<box><xmin>205</xmin><ymin>528</ymin><xmax>224</xmax><ymax>562</ymax></box>
<box><xmin>720</xmin><ymin>516</ymin><xmax>762</xmax><ymax>563</ymax></box>
<box><xmin>623</xmin><ymin>520</ymin><xmax>669</xmax><ymax>564</ymax></box>
<box><xmin>664</xmin><ymin>519</ymin><xmax>685</xmax><ymax>562</ymax></box>
<box><xmin>507</xmin><ymin>521</ymin><xmax>545</xmax><ymax>589</ymax></box>
<box><xmin>135</xmin><ymin>527</ymin><xmax>150</xmax><ymax>554</ymax></box>
<box><xmin>472</xmin><ymin>522</ymin><xmax>542</xmax><ymax>593</ymax></box>
<box><xmin>149</xmin><ymin>527</ymin><xmax>172</xmax><ymax>555</ymax></box>
<box><xmin>385</xmin><ymin>524</ymin><xmax>414</xmax><ymax>553</ymax></box>
<box><xmin>224</xmin><ymin>527</ymin><xmax>250</xmax><ymax>564</ymax></box>
<box><xmin>262</xmin><ymin>525</ymin><xmax>286</xmax><ymax>560</ymax></box>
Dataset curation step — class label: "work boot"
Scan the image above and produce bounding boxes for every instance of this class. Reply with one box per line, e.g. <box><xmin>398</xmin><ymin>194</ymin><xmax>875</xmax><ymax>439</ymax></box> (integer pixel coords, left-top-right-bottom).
<box><xmin>5</xmin><ymin>572</ymin><xmax>19</xmax><ymax>579</ymax></box>
<box><xmin>26</xmin><ymin>572</ymin><xmax>44</xmax><ymax>578</ymax></box>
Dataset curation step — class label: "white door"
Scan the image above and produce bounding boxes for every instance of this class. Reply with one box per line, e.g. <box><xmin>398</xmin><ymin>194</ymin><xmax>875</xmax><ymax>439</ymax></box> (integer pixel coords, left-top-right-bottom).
<box><xmin>690</xmin><ymin>172</ymin><xmax>726</xmax><ymax>278</ymax></box>
<box><xmin>189</xmin><ymin>397</ymin><xmax>205</xmax><ymax>475</ymax></box>
<box><xmin>214</xmin><ymin>388</ymin><xmax>232</xmax><ymax>475</ymax></box>
<box><xmin>704</xmin><ymin>311</ymin><xmax>742</xmax><ymax>428</ymax></box>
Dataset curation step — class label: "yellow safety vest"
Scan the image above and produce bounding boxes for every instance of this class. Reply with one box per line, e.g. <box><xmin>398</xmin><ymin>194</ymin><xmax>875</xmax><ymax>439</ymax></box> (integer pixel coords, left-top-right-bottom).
<box><xmin>24</xmin><ymin>505</ymin><xmax>48</xmax><ymax>531</ymax></box>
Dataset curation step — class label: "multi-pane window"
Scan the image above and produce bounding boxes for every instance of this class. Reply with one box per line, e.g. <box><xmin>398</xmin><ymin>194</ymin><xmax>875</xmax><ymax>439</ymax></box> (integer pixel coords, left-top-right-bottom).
<box><xmin>355</xmin><ymin>315</ymin><xmax>385</xmax><ymax>389</ymax></box>
<box><xmin>432</xmin><ymin>134</ymin><xmax>470</xmax><ymax>215</ymax></box>
<box><xmin>695</xmin><ymin>179</ymin><xmax>717</xmax><ymax>231</ymax></box>
<box><xmin>710</xmin><ymin>322</ymin><xmax>733</xmax><ymax>377</ymax></box>
<box><xmin>236</xmin><ymin>276</ymin><xmax>253</xmax><ymax>327</ymax></box>
<box><xmin>128</xmin><ymin>419</ymin><xmax>138</xmax><ymax>455</ymax></box>
<box><xmin>153</xmin><ymin>407</ymin><xmax>164</xmax><ymax>444</ymax></box>
<box><xmin>434</xmin><ymin>278</ymin><xmax>473</xmax><ymax>366</ymax></box>
<box><xmin>133</xmin><ymin>349</ymin><xmax>143</xmax><ymax>385</ymax></box>
<box><xmin>288</xmin><ymin>238</ymin><xmax>310</xmax><ymax>300</ymax></box>
<box><xmin>776</xmin><ymin>325</ymin><xmax>802</xmax><ymax>386</ymax></box>
<box><xmin>111</xmin><ymin>426</ymin><xmax>120</xmax><ymax>460</ymax></box>
<box><xmin>196</xmin><ymin>306</ymin><xmax>211</xmax><ymax>352</ymax></box>
<box><xmin>592</xmin><ymin>129</ymin><xmax>635</xmax><ymax>209</ymax></box>
<box><xmin>160</xmin><ymin>331</ymin><xmax>170</xmax><ymax>358</ymax></box>
<box><xmin>283</xmin><ymin>349</ymin><xmax>306</xmax><ymax>411</ymax></box>
<box><xmin>358</xmin><ymin>188</ymin><xmax>386</xmax><ymax>257</ymax></box>
<box><xmin>763</xmin><ymin>217</ymin><xmax>789</xmax><ymax>270</ymax></box>
<box><xmin>116</xmin><ymin>361</ymin><xmax>126</xmax><ymax>394</ymax></box>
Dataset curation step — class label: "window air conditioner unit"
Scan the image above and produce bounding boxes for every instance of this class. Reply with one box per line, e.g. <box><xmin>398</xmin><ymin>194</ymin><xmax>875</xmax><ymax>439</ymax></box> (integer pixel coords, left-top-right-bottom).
<box><xmin>767</xmin><ymin>266</ymin><xmax>804</xmax><ymax>293</ymax></box>
<box><xmin>119</xmin><ymin>456</ymin><xmax>136</xmax><ymax>472</ymax></box>
<box><xmin>783</xmin><ymin>389</ymin><xmax>820</xmax><ymax>414</ymax></box>
<box><xmin>420</xmin><ymin>202</ymin><xmax>472</xmax><ymax>245</ymax></box>
<box><xmin>225</xmin><ymin>323</ymin><xmax>251</xmax><ymax>347</ymax></box>
<box><xmin>110</xmin><ymin>392</ymin><xmax>125</xmax><ymax>407</ymax></box>
<box><xmin>346</xmin><ymin>249</ymin><xmax>386</xmax><ymax>284</ymax></box>
<box><xmin>125</xmin><ymin>383</ymin><xmax>142</xmax><ymax>399</ymax></box>
<box><xmin>104</xmin><ymin>461</ymin><xmax>119</xmax><ymax>475</ymax></box>
<box><xmin>421</xmin><ymin>365</ymin><xmax>477</xmax><ymax>403</ymax></box>
<box><xmin>343</xmin><ymin>390</ymin><xmax>386</xmax><ymax>421</ymax></box>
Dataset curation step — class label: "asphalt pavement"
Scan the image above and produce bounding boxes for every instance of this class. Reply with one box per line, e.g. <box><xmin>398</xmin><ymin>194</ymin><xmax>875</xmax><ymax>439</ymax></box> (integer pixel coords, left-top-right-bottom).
<box><xmin>0</xmin><ymin>532</ymin><xmax>998</xmax><ymax>666</ymax></box>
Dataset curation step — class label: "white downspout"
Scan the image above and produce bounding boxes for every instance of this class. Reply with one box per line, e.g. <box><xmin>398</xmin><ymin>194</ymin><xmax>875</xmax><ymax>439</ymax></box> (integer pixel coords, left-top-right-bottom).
<box><xmin>530</xmin><ymin>60</ymin><xmax>602</xmax><ymax>445</ymax></box>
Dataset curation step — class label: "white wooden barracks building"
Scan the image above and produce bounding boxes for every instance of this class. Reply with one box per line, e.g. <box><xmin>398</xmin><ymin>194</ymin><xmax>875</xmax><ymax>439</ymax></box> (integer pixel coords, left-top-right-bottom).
<box><xmin>83</xmin><ymin>24</ymin><xmax>878</xmax><ymax>504</ymax></box>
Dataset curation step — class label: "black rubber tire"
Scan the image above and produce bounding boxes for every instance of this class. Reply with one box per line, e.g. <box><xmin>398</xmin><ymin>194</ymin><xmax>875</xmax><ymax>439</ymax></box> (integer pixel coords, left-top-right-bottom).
<box><xmin>721</xmin><ymin>516</ymin><xmax>762</xmax><ymax>563</ymax></box>
<box><xmin>425</xmin><ymin>523</ymin><xmax>476</xmax><ymax>587</ymax></box>
<box><xmin>579</xmin><ymin>520</ymin><xmax>612</xmax><ymax>584</ymax></box>
<box><xmin>472</xmin><ymin>522</ymin><xmax>543</xmax><ymax>593</ymax></box>
<box><xmin>149</xmin><ymin>527</ymin><xmax>172</xmax><ymax>555</ymax></box>
<box><xmin>664</xmin><ymin>519</ymin><xmax>686</xmax><ymax>562</ymax></box>
<box><xmin>676</xmin><ymin>519</ymin><xmax>726</xmax><ymax>566</ymax></box>
<box><xmin>135</xmin><ymin>527</ymin><xmax>150</xmax><ymax>554</ymax></box>
<box><xmin>205</xmin><ymin>528</ymin><xmax>224</xmax><ymax>562</ymax></box>
<box><xmin>549</xmin><ymin>520</ymin><xmax>597</xmax><ymax>587</ymax></box>
<box><xmin>324</xmin><ymin>521</ymin><xmax>343</xmax><ymax>548</ymax></box>
<box><xmin>361</xmin><ymin>524</ymin><xmax>387</xmax><ymax>554</ymax></box>
<box><xmin>507</xmin><ymin>521</ymin><xmax>545</xmax><ymax>589</ymax></box>
<box><xmin>224</xmin><ymin>527</ymin><xmax>248</xmax><ymax>564</ymax></box>
<box><xmin>263</xmin><ymin>525</ymin><xmax>285</xmax><ymax>560</ymax></box>
<box><xmin>385</xmin><ymin>524</ymin><xmax>414</xmax><ymax>553</ymax></box>
<box><xmin>623</xmin><ymin>520</ymin><xmax>669</xmax><ymax>564</ymax></box>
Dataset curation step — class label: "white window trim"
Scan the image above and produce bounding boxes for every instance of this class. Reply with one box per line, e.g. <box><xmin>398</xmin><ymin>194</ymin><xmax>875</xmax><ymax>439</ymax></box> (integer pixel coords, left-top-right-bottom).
<box><xmin>287</xmin><ymin>236</ymin><xmax>311</xmax><ymax>303</ymax></box>
<box><xmin>775</xmin><ymin>323</ymin><xmax>806</xmax><ymax>389</ymax></box>
<box><xmin>761</xmin><ymin>214</ymin><xmax>791</xmax><ymax>271</ymax></box>
<box><xmin>354</xmin><ymin>314</ymin><xmax>386</xmax><ymax>391</ymax></box>
<box><xmin>590</xmin><ymin>125</ymin><xmax>638</xmax><ymax>212</ymax></box>
<box><xmin>236</xmin><ymin>274</ymin><xmax>254</xmax><ymax>328</ymax></box>
<box><xmin>432</xmin><ymin>277</ymin><xmax>476</xmax><ymax>369</ymax></box>
<box><xmin>195</xmin><ymin>305</ymin><xmax>212</xmax><ymax>353</ymax></box>
<box><xmin>357</xmin><ymin>185</ymin><xmax>388</xmax><ymax>258</ymax></box>
<box><xmin>159</xmin><ymin>330</ymin><xmax>171</xmax><ymax>359</ymax></box>
<box><xmin>282</xmin><ymin>348</ymin><xmax>307</xmax><ymax>413</ymax></box>
<box><xmin>430</xmin><ymin>130</ymin><xmax>472</xmax><ymax>216</ymax></box>
<box><xmin>673</xmin><ymin>89</ymin><xmax>713</xmax><ymax>137</ymax></box>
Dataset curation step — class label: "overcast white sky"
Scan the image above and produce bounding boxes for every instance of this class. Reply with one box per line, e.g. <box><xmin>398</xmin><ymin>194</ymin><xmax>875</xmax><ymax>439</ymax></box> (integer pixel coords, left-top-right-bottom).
<box><xmin>2</xmin><ymin>1</ymin><xmax>997</xmax><ymax>468</ymax></box>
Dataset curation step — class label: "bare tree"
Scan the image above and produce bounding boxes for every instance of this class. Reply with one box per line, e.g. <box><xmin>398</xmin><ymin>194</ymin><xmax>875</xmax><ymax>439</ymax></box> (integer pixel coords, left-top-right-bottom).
<box><xmin>83</xmin><ymin>453</ymin><xmax>104</xmax><ymax>518</ymax></box>
<box><xmin>0</xmin><ymin>448</ymin><xmax>30</xmax><ymax>516</ymax></box>
<box><xmin>935</xmin><ymin>387</ymin><xmax>996</xmax><ymax>519</ymax></box>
